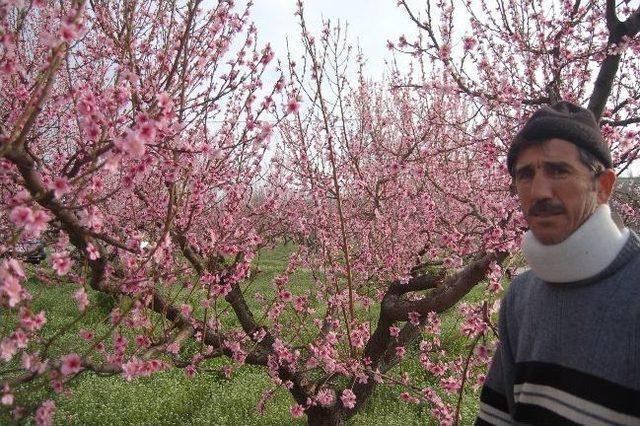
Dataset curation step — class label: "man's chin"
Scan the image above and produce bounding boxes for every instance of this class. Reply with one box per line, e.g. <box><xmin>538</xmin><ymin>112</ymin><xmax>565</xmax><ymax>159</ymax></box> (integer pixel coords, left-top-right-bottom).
<box><xmin>530</xmin><ymin>228</ymin><xmax>569</xmax><ymax>245</ymax></box>
<box><xmin>527</xmin><ymin>215</ymin><xmax>570</xmax><ymax>245</ymax></box>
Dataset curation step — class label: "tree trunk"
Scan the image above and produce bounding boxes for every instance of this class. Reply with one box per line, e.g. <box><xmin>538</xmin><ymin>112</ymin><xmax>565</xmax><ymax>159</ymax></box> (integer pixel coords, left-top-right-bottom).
<box><xmin>306</xmin><ymin>407</ymin><xmax>346</xmax><ymax>426</ymax></box>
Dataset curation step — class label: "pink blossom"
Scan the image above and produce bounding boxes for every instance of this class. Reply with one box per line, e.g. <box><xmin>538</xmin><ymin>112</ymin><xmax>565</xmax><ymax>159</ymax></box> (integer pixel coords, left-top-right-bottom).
<box><xmin>9</xmin><ymin>206</ymin><xmax>33</xmax><ymax>227</ymax></box>
<box><xmin>278</xmin><ymin>289</ymin><xmax>292</xmax><ymax>302</ymax></box>
<box><xmin>389</xmin><ymin>325</ymin><xmax>400</xmax><ymax>337</ymax></box>
<box><xmin>460</xmin><ymin>304</ymin><xmax>488</xmax><ymax>337</ymax></box>
<box><xmin>0</xmin><ymin>338</ymin><xmax>17</xmax><ymax>361</ymax></box>
<box><xmin>285</xmin><ymin>97</ymin><xmax>300</xmax><ymax>114</ymax></box>
<box><xmin>1</xmin><ymin>274</ymin><xmax>24</xmax><ymax>307</ymax></box>
<box><xmin>83</xmin><ymin>121</ymin><xmax>100</xmax><ymax>140</ymax></box>
<box><xmin>104</xmin><ymin>153</ymin><xmax>120</xmax><ymax>172</ymax></box>
<box><xmin>463</xmin><ymin>36</ymin><xmax>477</xmax><ymax>51</ymax></box>
<box><xmin>122</xmin><ymin>357</ymin><xmax>167</xmax><ymax>381</ymax></box>
<box><xmin>220</xmin><ymin>365</ymin><xmax>232</xmax><ymax>379</ymax></box>
<box><xmin>400</xmin><ymin>391</ymin><xmax>420</xmax><ymax>404</ymax></box>
<box><xmin>13</xmin><ymin>329</ymin><xmax>28</xmax><ymax>348</ymax></box>
<box><xmin>81</xmin><ymin>206</ymin><xmax>103</xmax><ymax>232</ymax></box>
<box><xmin>275</xmin><ymin>78</ymin><xmax>284</xmax><ymax>92</ymax></box>
<box><xmin>293</xmin><ymin>295</ymin><xmax>306</xmax><ymax>312</ymax></box>
<box><xmin>428</xmin><ymin>362</ymin><xmax>447</xmax><ymax>377</ymax></box>
<box><xmin>122</xmin><ymin>357</ymin><xmax>144</xmax><ymax>382</ymax></box>
<box><xmin>0</xmin><ymin>33</ymin><xmax>14</xmax><ymax>47</ymax></box>
<box><xmin>184</xmin><ymin>364</ymin><xmax>197</xmax><ymax>377</ymax></box>
<box><xmin>51</xmin><ymin>379</ymin><xmax>63</xmax><ymax>394</ymax></box>
<box><xmin>120</xmin><ymin>129</ymin><xmax>146</xmax><ymax>158</ymax></box>
<box><xmin>426</xmin><ymin>312</ymin><xmax>441</xmax><ymax>335</ymax></box>
<box><xmin>440</xmin><ymin>376</ymin><xmax>461</xmax><ymax>393</ymax></box>
<box><xmin>340</xmin><ymin>389</ymin><xmax>357</xmax><ymax>409</ymax></box>
<box><xmin>258</xmin><ymin>121</ymin><xmax>273</xmax><ymax>142</ymax></box>
<box><xmin>110</xmin><ymin>308</ymin><xmax>122</xmax><ymax>324</ymax></box>
<box><xmin>289</xmin><ymin>404</ymin><xmax>305</xmax><ymax>418</ymax></box>
<box><xmin>157</xmin><ymin>92</ymin><xmax>172</xmax><ymax>109</ymax></box>
<box><xmin>74</xmin><ymin>288</ymin><xmax>89</xmax><ymax>312</ymax></box>
<box><xmin>395</xmin><ymin>346</ymin><xmax>406</xmax><ymax>359</ymax></box>
<box><xmin>51</xmin><ymin>252</ymin><xmax>73</xmax><ymax>276</ymax></box>
<box><xmin>408</xmin><ymin>311</ymin><xmax>421</xmax><ymax>325</ymax></box>
<box><xmin>476</xmin><ymin>374</ymin><xmax>487</xmax><ymax>388</ymax></box>
<box><xmin>137</xmin><ymin>121</ymin><xmax>157</xmax><ymax>142</ymax></box>
<box><xmin>79</xmin><ymin>329</ymin><xmax>94</xmax><ymax>341</ymax></box>
<box><xmin>135</xmin><ymin>335</ymin><xmax>151</xmax><ymax>348</ymax></box>
<box><xmin>20</xmin><ymin>309</ymin><xmax>46</xmax><ymax>331</ymax></box>
<box><xmin>60</xmin><ymin>353</ymin><xmax>82</xmax><ymax>375</ymax></box>
<box><xmin>35</xmin><ymin>400</ymin><xmax>55</xmax><ymax>426</ymax></box>
<box><xmin>2</xmin><ymin>393</ymin><xmax>14</xmax><ymax>406</ymax></box>
<box><xmin>59</xmin><ymin>23</ymin><xmax>77</xmax><ymax>42</ymax></box>
<box><xmin>260</xmin><ymin>45</ymin><xmax>274</xmax><ymax>64</ymax></box>
<box><xmin>212</xmin><ymin>283</ymin><xmax>231</xmax><ymax>297</ymax></box>
<box><xmin>50</xmin><ymin>177</ymin><xmax>70</xmax><ymax>198</ymax></box>
<box><xmin>86</xmin><ymin>243</ymin><xmax>100</xmax><ymax>260</ymax></box>
<box><xmin>488</xmin><ymin>280</ymin><xmax>503</xmax><ymax>293</ymax></box>
<box><xmin>252</xmin><ymin>328</ymin><xmax>266</xmax><ymax>343</ymax></box>
<box><xmin>180</xmin><ymin>303</ymin><xmax>193</xmax><ymax>317</ymax></box>
<box><xmin>26</xmin><ymin>210</ymin><xmax>50</xmax><ymax>237</ymax></box>
<box><xmin>349</xmin><ymin>322</ymin><xmax>370</xmax><ymax>349</ymax></box>
<box><xmin>166</xmin><ymin>342</ymin><xmax>180</xmax><ymax>354</ymax></box>
<box><xmin>316</xmin><ymin>388</ymin><xmax>335</xmax><ymax>406</ymax></box>
<box><xmin>0</xmin><ymin>57</ymin><xmax>17</xmax><ymax>74</ymax></box>
<box><xmin>22</xmin><ymin>352</ymin><xmax>42</xmax><ymax>372</ymax></box>
<box><xmin>476</xmin><ymin>344</ymin><xmax>489</xmax><ymax>359</ymax></box>
<box><xmin>3</xmin><ymin>258</ymin><xmax>25</xmax><ymax>278</ymax></box>
<box><xmin>114</xmin><ymin>334</ymin><xmax>128</xmax><ymax>357</ymax></box>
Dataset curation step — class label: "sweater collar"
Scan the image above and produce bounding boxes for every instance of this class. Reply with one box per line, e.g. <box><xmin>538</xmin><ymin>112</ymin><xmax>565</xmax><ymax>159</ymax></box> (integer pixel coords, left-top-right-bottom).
<box><xmin>522</xmin><ymin>204</ymin><xmax>630</xmax><ymax>283</ymax></box>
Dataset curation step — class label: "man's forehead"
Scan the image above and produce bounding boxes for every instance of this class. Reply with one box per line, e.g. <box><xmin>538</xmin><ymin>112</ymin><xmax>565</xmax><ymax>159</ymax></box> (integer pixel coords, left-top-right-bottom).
<box><xmin>515</xmin><ymin>138</ymin><xmax>581</xmax><ymax>167</ymax></box>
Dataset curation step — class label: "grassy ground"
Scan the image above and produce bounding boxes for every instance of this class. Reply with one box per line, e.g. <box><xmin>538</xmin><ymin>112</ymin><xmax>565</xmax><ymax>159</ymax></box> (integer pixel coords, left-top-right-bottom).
<box><xmin>1</xmin><ymin>244</ymin><xmax>495</xmax><ymax>425</ymax></box>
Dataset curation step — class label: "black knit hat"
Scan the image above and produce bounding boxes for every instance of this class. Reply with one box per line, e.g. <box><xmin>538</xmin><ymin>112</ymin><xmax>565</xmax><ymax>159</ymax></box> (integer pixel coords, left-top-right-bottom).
<box><xmin>507</xmin><ymin>101</ymin><xmax>612</xmax><ymax>176</ymax></box>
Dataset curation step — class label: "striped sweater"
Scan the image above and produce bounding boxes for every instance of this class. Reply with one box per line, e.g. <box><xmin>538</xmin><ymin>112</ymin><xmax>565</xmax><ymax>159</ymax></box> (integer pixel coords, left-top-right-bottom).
<box><xmin>477</xmin><ymin>231</ymin><xmax>640</xmax><ymax>425</ymax></box>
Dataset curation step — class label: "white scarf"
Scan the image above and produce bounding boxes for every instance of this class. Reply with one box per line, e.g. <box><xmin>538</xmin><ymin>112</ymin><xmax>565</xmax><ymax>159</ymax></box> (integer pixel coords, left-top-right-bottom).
<box><xmin>522</xmin><ymin>204</ymin><xmax>630</xmax><ymax>283</ymax></box>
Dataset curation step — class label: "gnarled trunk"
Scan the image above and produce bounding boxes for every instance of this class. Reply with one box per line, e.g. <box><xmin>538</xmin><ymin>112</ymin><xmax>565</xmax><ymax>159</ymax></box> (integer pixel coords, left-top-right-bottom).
<box><xmin>306</xmin><ymin>407</ymin><xmax>346</xmax><ymax>426</ymax></box>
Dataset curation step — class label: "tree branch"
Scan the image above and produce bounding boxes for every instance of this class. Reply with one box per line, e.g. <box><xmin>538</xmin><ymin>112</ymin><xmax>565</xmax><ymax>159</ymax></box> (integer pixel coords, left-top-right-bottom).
<box><xmin>588</xmin><ymin>3</ymin><xmax>640</xmax><ymax>119</ymax></box>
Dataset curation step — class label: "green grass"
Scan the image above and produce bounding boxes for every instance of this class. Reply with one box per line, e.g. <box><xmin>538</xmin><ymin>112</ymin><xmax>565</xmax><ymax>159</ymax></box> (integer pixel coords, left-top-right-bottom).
<box><xmin>0</xmin><ymin>244</ymin><xmax>498</xmax><ymax>425</ymax></box>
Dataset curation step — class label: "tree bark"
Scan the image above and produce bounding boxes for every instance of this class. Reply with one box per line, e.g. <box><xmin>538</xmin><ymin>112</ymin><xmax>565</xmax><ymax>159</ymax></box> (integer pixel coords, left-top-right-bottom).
<box><xmin>589</xmin><ymin>2</ymin><xmax>640</xmax><ymax>119</ymax></box>
<box><xmin>306</xmin><ymin>407</ymin><xmax>346</xmax><ymax>426</ymax></box>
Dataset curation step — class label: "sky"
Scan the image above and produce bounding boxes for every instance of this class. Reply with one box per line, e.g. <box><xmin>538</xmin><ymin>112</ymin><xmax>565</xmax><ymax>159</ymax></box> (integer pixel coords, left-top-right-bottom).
<box><xmin>245</xmin><ymin>0</ymin><xmax>411</xmax><ymax>79</ymax></box>
<box><xmin>241</xmin><ymin>0</ymin><xmax>639</xmax><ymax>177</ymax></box>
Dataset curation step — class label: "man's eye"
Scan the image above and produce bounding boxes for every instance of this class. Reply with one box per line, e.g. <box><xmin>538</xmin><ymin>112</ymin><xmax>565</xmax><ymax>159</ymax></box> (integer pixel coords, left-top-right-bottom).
<box><xmin>515</xmin><ymin>170</ymin><xmax>533</xmax><ymax>181</ymax></box>
<box><xmin>548</xmin><ymin>166</ymin><xmax>569</xmax><ymax>177</ymax></box>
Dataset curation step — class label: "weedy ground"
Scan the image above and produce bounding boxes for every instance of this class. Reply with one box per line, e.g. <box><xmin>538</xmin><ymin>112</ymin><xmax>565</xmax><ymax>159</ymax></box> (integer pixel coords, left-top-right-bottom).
<box><xmin>1</xmin><ymin>244</ymin><xmax>496</xmax><ymax>425</ymax></box>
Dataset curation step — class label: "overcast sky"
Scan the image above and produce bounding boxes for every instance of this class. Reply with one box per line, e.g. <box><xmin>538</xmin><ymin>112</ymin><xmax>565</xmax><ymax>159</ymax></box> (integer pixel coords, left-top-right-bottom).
<box><xmin>242</xmin><ymin>0</ymin><xmax>638</xmax><ymax>176</ymax></box>
<box><xmin>246</xmin><ymin>0</ymin><xmax>410</xmax><ymax>79</ymax></box>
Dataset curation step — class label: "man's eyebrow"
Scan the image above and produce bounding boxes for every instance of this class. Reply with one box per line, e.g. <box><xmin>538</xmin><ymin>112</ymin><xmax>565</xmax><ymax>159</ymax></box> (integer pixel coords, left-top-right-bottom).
<box><xmin>543</xmin><ymin>160</ymin><xmax>575</xmax><ymax>170</ymax></box>
<box><xmin>514</xmin><ymin>164</ymin><xmax>533</xmax><ymax>174</ymax></box>
<box><xmin>515</xmin><ymin>160</ymin><xmax>574</xmax><ymax>173</ymax></box>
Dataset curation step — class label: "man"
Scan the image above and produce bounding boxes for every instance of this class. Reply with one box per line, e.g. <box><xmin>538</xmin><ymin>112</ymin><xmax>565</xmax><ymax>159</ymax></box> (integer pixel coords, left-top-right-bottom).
<box><xmin>477</xmin><ymin>101</ymin><xmax>640</xmax><ymax>425</ymax></box>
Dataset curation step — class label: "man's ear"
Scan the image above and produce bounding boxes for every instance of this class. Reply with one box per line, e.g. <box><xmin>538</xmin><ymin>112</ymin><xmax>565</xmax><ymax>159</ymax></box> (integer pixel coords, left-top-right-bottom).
<box><xmin>596</xmin><ymin>169</ymin><xmax>616</xmax><ymax>203</ymax></box>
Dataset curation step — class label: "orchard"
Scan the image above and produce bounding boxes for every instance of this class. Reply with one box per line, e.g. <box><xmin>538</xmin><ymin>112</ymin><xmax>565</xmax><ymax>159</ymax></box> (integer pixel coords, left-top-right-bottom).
<box><xmin>1</xmin><ymin>0</ymin><xmax>638</xmax><ymax>425</ymax></box>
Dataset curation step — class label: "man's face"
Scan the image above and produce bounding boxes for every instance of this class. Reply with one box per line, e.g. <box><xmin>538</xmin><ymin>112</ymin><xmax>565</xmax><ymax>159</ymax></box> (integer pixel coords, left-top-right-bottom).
<box><xmin>513</xmin><ymin>138</ymin><xmax>610</xmax><ymax>245</ymax></box>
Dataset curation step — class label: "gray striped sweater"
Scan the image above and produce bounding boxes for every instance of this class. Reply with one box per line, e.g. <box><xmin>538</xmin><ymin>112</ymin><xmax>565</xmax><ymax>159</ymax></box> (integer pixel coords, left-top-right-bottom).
<box><xmin>477</xmin><ymin>231</ymin><xmax>640</xmax><ymax>425</ymax></box>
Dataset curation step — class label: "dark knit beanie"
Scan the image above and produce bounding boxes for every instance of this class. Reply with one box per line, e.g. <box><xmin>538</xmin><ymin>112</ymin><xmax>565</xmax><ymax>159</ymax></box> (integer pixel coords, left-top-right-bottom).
<box><xmin>507</xmin><ymin>101</ymin><xmax>612</xmax><ymax>176</ymax></box>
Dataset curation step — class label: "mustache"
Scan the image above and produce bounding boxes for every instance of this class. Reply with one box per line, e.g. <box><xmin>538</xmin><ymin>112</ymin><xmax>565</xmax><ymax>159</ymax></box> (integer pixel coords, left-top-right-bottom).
<box><xmin>528</xmin><ymin>199</ymin><xmax>566</xmax><ymax>216</ymax></box>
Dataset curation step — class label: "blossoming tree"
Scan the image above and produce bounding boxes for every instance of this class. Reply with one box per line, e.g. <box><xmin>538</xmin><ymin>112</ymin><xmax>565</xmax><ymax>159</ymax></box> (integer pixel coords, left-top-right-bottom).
<box><xmin>393</xmin><ymin>0</ymin><xmax>640</xmax><ymax>224</ymax></box>
<box><xmin>1</xmin><ymin>0</ymin><xmax>282</xmax><ymax>423</ymax></box>
<box><xmin>262</xmin><ymin>0</ymin><xmax>640</xmax><ymax>423</ymax></box>
<box><xmin>1</xmin><ymin>0</ymin><xmax>639</xmax><ymax>425</ymax></box>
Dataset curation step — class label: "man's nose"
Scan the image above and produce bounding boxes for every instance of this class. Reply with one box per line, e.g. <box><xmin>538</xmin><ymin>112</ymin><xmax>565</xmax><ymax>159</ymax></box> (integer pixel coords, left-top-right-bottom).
<box><xmin>529</xmin><ymin>172</ymin><xmax>554</xmax><ymax>200</ymax></box>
